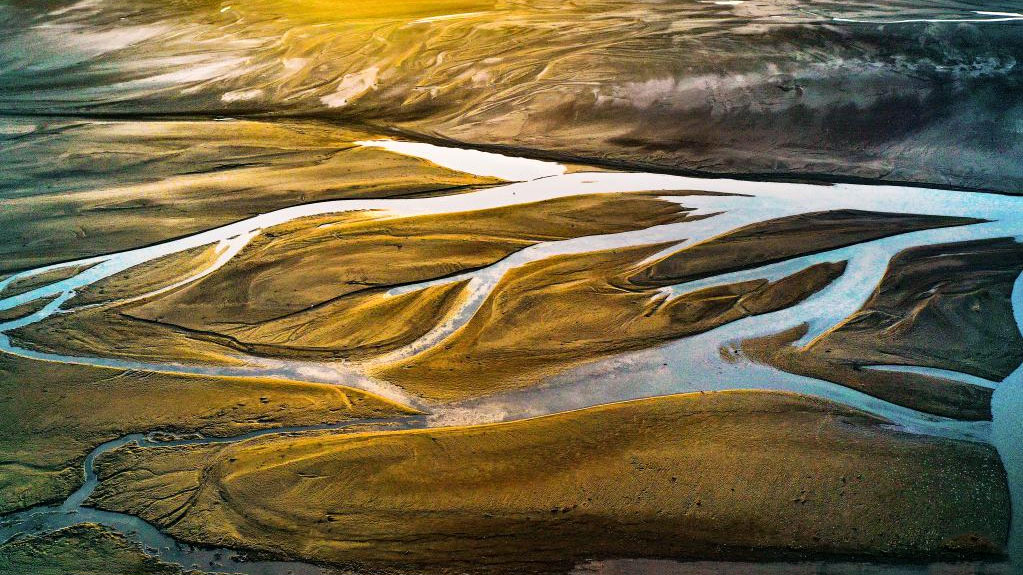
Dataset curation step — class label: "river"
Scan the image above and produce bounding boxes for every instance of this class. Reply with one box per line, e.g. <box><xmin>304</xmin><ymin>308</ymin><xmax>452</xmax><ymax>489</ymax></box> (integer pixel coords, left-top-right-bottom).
<box><xmin>0</xmin><ymin>140</ymin><xmax>1020</xmax><ymax>574</ymax></box>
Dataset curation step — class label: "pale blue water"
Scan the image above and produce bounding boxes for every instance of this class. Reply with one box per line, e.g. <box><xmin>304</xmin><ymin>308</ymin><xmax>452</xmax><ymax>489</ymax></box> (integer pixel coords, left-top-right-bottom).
<box><xmin>0</xmin><ymin>141</ymin><xmax>1020</xmax><ymax>574</ymax></box>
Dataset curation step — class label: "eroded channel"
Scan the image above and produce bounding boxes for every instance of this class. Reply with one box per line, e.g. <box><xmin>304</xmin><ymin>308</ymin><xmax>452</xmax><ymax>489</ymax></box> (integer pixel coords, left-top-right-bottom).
<box><xmin>2</xmin><ymin>140</ymin><xmax>1021</xmax><ymax>574</ymax></box>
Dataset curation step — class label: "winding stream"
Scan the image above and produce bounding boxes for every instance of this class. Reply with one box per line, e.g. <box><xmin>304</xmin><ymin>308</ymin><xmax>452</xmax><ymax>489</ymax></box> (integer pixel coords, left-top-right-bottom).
<box><xmin>1</xmin><ymin>140</ymin><xmax>1021</xmax><ymax>573</ymax></box>
<box><xmin>0</xmin><ymin>417</ymin><xmax>423</xmax><ymax>574</ymax></box>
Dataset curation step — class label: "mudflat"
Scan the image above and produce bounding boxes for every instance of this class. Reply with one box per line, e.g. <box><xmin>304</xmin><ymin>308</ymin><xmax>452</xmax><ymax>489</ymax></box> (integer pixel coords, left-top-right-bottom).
<box><xmin>11</xmin><ymin>193</ymin><xmax>700</xmax><ymax>366</ymax></box>
<box><xmin>0</xmin><ymin>120</ymin><xmax>500</xmax><ymax>275</ymax></box>
<box><xmin>0</xmin><ymin>352</ymin><xmax>416</xmax><ymax>514</ymax></box>
<box><xmin>377</xmin><ymin>242</ymin><xmax>847</xmax><ymax>401</ymax></box>
<box><xmin>62</xmin><ymin>244</ymin><xmax>222</xmax><ymax>309</ymax></box>
<box><xmin>6</xmin><ymin>1</ymin><xmax>1023</xmax><ymax>194</ymax></box>
<box><xmin>126</xmin><ymin>192</ymin><xmax>698</xmax><ymax>327</ymax></box>
<box><xmin>0</xmin><ymin>523</ymin><xmax>207</xmax><ymax>575</ymax></box>
<box><xmin>743</xmin><ymin>238</ymin><xmax>1023</xmax><ymax>420</ymax></box>
<box><xmin>2</xmin><ymin>1</ymin><xmax>1022</xmax><ymax>571</ymax></box>
<box><xmin>628</xmin><ymin>210</ymin><xmax>983</xmax><ymax>287</ymax></box>
<box><xmin>0</xmin><ymin>263</ymin><xmax>100</xmax><ymax>299</ymax></box>
<box><xmin>0</xmin><ymin>294</ymin><xmax>58</xmax><ymax>322</ymax></box>
<box><xmin>87</xmin><ymin>391</ymin><xmax>1009</xmax><ymax>572</ymax></box>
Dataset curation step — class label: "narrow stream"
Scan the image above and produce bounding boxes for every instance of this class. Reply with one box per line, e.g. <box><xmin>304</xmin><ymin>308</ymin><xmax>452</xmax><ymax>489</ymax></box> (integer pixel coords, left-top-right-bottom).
<box><xmin>1</xmin><ymin>140</ymin><xmax>1020</xmax><ymax>573</ymax></box>
<box><xmin>0</xmin><ymin>416</ymin><xmax>424</xmax><ymax>574</ymax></box>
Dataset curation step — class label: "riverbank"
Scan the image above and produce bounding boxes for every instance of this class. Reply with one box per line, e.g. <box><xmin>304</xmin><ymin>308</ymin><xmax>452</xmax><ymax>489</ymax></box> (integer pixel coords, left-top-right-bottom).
<box><xmin>1</xmin><ymin>135</ymin><xmax>1020</xmax><ymax>574</ymax></box>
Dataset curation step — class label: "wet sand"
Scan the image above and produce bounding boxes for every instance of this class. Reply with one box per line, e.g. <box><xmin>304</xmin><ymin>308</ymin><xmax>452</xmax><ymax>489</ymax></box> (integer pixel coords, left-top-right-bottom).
<box><xmin>629</xmin><ymin>210</ymin><xmax>983</xmax><ymax>287</ymax></box>
<box><xmin>742</xmin><ymin>238</ymin><xmax>1023</xmax><ymax>420</ymax></box>
<box><xmin>0</xmin><ymin>263</ymin><xmax>100</xmax><ymax>299</ymax></box>
<box><xmin>0</xmin><ymin>523</ymin><xmax>203</xmax><ymax>575</ymax></box>
<box><xmin>0</xmin><ymin>294</ymin><xmax>58</xmax><ymax>322</ymax></box>
<box><xmin>5</xmin><ymin>1</ymin><xmax>1023</xmax><ymax>194</ymax></box>
<box><xmin>62</xmin><ymin>244</ymin><xmax>221</xmax><ymax>309</ymax></box>
<box><xmin>0</xmin><ymin>120</ymin><xmax>500</xmax><ymax>275</ymax></box>
<box><xmin>378</xmin><ymin>244</ymin><xmax>845</xmax><ymax>401</ymax></box>
<box><xmin>0</xmin><ymin>352</ymin><xmax>416</xmax><ymax>514</ymax></box>
<box><xmin>12</xmin><ymin>193</ymin><xmax>698</xmax><ymax>365</ymax></box>
<box><xmin>87</xmin><ymin>391</ymin><xmax>1009</xmax><ymax>572</ymax></box>
<box><xmin>1</xmin><ymin>136</ymin><xmax>1021</xmax><ymax>575</ymax></box>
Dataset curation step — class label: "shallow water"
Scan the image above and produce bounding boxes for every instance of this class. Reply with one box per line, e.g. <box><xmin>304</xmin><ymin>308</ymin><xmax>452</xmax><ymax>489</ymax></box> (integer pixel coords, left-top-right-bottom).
<box><xmin>992</xmin><ymin>271</ymin><xmax>1023</xmax><ymax>563</ymax></box>
<box><xmin>3</xmin><ymin>0</ymin><xmax>1023</xmax><ymax>570</ymax></box>
<box><xmin>0</xmin><ymin>419</ymin><xmax>422</xmax><ymax>574</ymax></box>
<box><xmin>1</xmin><ymin>140</ymin><xmax>1020</xmax><ymax>574</ymax></box>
